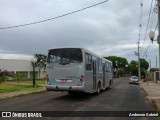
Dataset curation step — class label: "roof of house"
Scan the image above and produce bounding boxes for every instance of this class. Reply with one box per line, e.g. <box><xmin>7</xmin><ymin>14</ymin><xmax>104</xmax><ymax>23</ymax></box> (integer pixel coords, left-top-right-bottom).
<box><xmin>0</xmin><ymin>59</ymin><xmax>37</xmax><ymax>72</ymax></box>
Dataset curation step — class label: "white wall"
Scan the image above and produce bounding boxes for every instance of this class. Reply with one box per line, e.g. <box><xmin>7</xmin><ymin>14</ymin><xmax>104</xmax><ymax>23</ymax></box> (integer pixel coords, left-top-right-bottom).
<box><xmin>0</xmin><ymin>59</ymin><xmax>46</xmax><ymax>79</ymax></box>
<box><xmin>0</xmin><ymin>59</ymin><xmax>35</xmax><ymax>72</ymax></box>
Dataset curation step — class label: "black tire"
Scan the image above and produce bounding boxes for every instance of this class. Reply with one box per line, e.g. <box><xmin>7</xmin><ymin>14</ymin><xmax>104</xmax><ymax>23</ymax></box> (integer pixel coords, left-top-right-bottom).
<box><xmin>96</xmin><ymin>83</ymin><xmax>101</xmax><ymax>95</ymax></box>
<box><xmin>109</xmin><ymin>80</ymin><xmax>112</xmax><ymax>88</ymax></box>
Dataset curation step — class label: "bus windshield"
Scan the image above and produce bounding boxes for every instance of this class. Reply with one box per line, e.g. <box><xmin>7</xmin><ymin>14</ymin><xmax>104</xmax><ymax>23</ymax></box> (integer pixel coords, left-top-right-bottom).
<box><xmin>47</xmin><ymin>48</ymin><xmax>83</xmax><ymax>64</ymax></box>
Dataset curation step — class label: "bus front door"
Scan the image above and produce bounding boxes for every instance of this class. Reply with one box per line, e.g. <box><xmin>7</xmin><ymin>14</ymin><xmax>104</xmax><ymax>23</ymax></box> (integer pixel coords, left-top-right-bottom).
<box><xmin>93</xmin><ymin>61</ymin><xmax>97</xmax><ymax>90</ymax></box>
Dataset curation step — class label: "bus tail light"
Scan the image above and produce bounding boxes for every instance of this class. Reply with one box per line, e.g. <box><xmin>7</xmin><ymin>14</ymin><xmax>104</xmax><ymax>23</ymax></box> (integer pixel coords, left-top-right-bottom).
<box><xmin>45</xmin><ymin>75</ymin><xmax>51</xmax><ymax>85</ymax></box>
<box><xmin>78</xmin><ymin>75</ymin><xmax>84</xmax><ymax>86</ymax></box>
<box><xmin>45</xmin><ymin>75</ymin><xmax>49</xmax><ymax>81</ymax></box>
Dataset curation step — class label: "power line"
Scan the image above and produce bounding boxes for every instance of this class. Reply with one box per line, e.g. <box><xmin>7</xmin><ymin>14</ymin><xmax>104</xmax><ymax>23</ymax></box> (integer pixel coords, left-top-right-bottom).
<box><xmin>141</xmin><ymin>0</ymin><xmax>158</xmax><ymax>58</ymax></box>
<box><xmin>138</xmin><ymin>0</ymin><xmax>143</xmax><ymax>43</ymax></box>
<box><xmin>141</xmin><ymin>0</ymin><xmax>154</xmax><ymax>53</ymax></box>
<box><xmin>134</xmin><ymin>0</ymin><xmax>143</xmax><ymax>60</ymax></box>
<box><xmin>142</xmin><ymin>41</ymin><xmax>152</xmax><ymax>58</ymax></box>
<box><xmin>0</xmin><ymin>0</ymin><xmax>109</xmax><ymax>30</ymax></box>
<box><xmin>149</xmin><ymin>1</ymin><xmax>157</xmax><ymax>29</ymax></box>
<box><xmin>142</xmin><ymin>22</ymin><xmax>158</xmax><ymax>58</ymax></box>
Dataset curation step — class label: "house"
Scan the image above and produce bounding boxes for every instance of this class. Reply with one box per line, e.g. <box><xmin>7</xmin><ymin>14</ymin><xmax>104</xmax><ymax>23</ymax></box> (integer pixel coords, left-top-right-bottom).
<box><xmin>0</xmin><ymin>58</ymin><xmax>45</xmax><ymax>80</ymax></box>
<box><xmin>149</xmin><ymin>68</ymin><xmax>159</xmax><ymax>82</ymax></box>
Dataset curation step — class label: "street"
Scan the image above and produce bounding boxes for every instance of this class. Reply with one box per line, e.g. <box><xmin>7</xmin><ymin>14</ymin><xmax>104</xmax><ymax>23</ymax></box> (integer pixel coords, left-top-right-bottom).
<box><xmin>0</xmin><ymin>77</ymin><xmax>157</xmax><ymax>120</ymax></box>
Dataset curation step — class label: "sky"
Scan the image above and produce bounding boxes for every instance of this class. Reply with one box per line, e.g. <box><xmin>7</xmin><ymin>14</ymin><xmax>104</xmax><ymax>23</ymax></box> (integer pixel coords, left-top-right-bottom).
<box><xmin>0</xmin><ymin>0</ymin><xmax>158</xmax><ymax>67</ymax></box>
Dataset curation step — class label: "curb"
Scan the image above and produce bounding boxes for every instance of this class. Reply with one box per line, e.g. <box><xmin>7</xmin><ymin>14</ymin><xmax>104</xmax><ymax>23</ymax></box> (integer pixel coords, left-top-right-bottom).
<box><xmin>152</xmin><ymin>99</ymin><xmax>160</xmax><ymax>111</ymax></box>
<box><xmin>140</xmin><ymin>86</ymin><xmax>148</xmax><ymax>96</ymax></box>
<box><xmin>0</xmin><ymin>89</ymin><xmax>46</xmax><ymax>100</ymax></box>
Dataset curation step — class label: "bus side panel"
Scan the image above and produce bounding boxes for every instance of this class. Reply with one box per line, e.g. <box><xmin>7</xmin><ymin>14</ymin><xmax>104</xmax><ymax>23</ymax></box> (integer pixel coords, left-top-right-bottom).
<box><xmin>82</xmin><ymin>50</ymin><xmax>93</xmax><ymax>93</ymax></box>
<box><xmin>109</xmin><ymin>70</ymin><xmax>113</xmax><ymax>86</ymax></box>
<box><xmin>105</xmin><ymin>72</ymin><xmax>110</xmax><ymax>88</ymax></box>
<box><xmin>84</xmin><ymin>71</ymin><xmax>94</xmax><ymax>93</ymax></box>
<box><xmin>97</xmin><ymin>72</ymin><xmax>103</xmax><ymax>90</ymax></box>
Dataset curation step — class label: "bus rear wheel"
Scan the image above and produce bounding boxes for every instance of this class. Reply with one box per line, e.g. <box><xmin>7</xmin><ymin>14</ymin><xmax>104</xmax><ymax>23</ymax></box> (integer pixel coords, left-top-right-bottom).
<box><xmin>96</xmin><ymin>83</ymin><xmax>101</xmax><ymax>95</ymax></box>
<box><xmin>109</xmin><ymin>80</ymin><xmax>112</xmax><ymax>88</ymax></box>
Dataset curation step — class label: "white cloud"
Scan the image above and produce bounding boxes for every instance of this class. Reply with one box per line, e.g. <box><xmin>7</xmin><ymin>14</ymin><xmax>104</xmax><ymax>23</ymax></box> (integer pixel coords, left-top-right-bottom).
<box><xmin>0</xmin><ymin>54</ymin><xmax>33</xmax><ymax>60</ymax></box>
<box><xmin>0</xmin><ymin>0</ymin><xmax>157</xmax><ymax>67</ymax></box>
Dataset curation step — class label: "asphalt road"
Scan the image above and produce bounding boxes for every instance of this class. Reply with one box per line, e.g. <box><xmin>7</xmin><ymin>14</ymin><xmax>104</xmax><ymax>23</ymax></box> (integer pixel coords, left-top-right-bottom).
<box><xmin>0</xmin><ymin>77</ymin><xmax>158</xmax><ymax>120</ymax></box>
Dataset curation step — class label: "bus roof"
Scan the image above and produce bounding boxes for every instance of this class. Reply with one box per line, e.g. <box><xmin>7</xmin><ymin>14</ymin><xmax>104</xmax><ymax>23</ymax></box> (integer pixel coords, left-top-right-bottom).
<box><xmin>48</xmin><ymin>47</ymin><xmax>112</xmax><ymax>64</ymax></box>
<box><xmin>83</xmin><ymin>48</ymin><xmax>112</xmax><ymax>64</ymax></box>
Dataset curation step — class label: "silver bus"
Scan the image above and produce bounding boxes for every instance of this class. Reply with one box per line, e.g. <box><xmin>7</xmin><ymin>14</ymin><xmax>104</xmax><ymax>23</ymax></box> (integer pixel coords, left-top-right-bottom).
<box><xmin>46</xmin><ymin>47</ymin><xmax>113</xmax><ymax>94</ymax></box>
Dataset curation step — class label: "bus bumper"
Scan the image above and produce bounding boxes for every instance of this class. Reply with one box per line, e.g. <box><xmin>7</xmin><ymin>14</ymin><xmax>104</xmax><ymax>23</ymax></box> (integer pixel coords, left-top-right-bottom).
<box><xmin>46</xmin><ymin>85</ymin><xmax>85</xmax><ymax>92</ymax></box>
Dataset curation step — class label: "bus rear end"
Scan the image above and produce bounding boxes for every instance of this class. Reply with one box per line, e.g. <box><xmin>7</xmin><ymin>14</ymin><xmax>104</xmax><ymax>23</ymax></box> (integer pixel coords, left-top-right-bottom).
<box><xmin>46</xmin><ymin>48</ymin><xmax>85</xmax><ymax>92</ymax></box>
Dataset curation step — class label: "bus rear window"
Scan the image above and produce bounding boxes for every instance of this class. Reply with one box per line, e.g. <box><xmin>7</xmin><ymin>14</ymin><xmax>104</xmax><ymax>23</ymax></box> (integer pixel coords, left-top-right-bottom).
<box><xmin>47</xmin><ymin>48</ymin><xmax>83</xmax><ymax>64</ymax></box>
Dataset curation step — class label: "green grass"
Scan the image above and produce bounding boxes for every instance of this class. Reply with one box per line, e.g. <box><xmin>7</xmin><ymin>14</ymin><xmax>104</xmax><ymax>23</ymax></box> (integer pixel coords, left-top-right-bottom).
<box><xmin>16</xmin><ymin>79</ymin><xmax>46</xmax><ymax>85</ymax></box>
<box><xmin>0</xmin><ymin>84</ymin><xmax>41</xmax><ymax>93</ymax></box>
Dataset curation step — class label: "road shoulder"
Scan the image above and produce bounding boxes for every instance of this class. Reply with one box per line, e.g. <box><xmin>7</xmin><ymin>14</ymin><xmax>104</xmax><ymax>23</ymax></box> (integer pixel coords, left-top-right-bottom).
<box><xmin>0</xmin><ymin>87</ymin><xmax>46</xmax><ymax>100</ymax></box>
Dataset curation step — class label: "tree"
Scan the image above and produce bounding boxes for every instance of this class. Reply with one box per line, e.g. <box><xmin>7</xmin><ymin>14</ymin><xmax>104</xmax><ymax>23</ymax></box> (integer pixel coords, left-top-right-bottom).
<box><xmin>140</xmin><ymin>58</ymin><xmax>149</xmax><ymax>78</ymax></box>
<box><xmin>34</xmin><ymin>54</ymin><xmax>47</xmax><ymax>78</ymax></box>
<box><xmin>140</xmin><ymin>58</ymin><xmax>149</xmax><ymax>70</ymax></box>
<box><xmin>128</xmin><ymin>60</ymin><xmax>138</xmax><ymax>76</ymax></box>
<box><xmin>104</xmin><ymin>56</ymin><xmax>128</xmax><ymax>70</ymax></box>
<box><xmin>128</xmin><ymin>58</ymin><xmax>149</xmax><ymax>77</ymax></box>
<box><xmin>104</xmin><ymin>56</ymin><xmax>128</xmax><ymax>77</ymax></box>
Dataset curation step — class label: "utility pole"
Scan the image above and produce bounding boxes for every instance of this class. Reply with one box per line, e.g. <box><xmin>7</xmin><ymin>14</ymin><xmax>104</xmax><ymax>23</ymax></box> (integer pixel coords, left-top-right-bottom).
<box><xmin>157</xmin><ymin>0</ymin><xmax>160</xmax><ymax>80</ymax></box>
<box><xmin>149</xmin><ymin>59</ymin><xmax>151</xmax><ymax>70</ymax></box>
<box><xmin>156</xmin><ymin>56</ymin><xmax>157</xmax><ymax>69</ymax></box>
<box><xmin>138</xmin><ymin>42</ymin><xmax>141</xmax><ymax>81</ymax></box>
<box><xmin>137</xmin><ymin>1</ymin><xmax>143</xmax><ymax>81</ymax></box>
<box><xmin>149</xmin><ymin>0</ymin><xmax>160</xmax><ymax>82</ymax></box>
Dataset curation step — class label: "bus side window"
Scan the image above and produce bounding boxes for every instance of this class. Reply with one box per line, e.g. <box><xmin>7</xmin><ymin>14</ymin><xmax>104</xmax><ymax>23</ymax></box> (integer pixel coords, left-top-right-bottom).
<box><xmin>106</xmin><ymin>62</ymin><xmax>111</xmax><ymax>72</ymax></box>
<box><xmin>108</xmin><ymin>63</ymin><xmax>111</xmax><ymax>72</ymax></box>
<box><xmin>49</xmin><ymin>55</ymin><xmax>55</xmax><ymax>63</ymax></box>
<box><xmin>85</xmin><ymin>53</ymin><xmax>92</xmax><ymax>71</ymax></box>
<box><xmin>106</xmin><ymin>62</ymin><xmax>109</xmax><ymax>72</ymax></box>
<box><xmin>98</xmin><ymin>59</ymin><xmax>102</xmax><ymax>71</ymax></box>
<box><xmin>105</xmin><ymin>62</ymin><xmax>107</xmax><ymax>72</ymax></box>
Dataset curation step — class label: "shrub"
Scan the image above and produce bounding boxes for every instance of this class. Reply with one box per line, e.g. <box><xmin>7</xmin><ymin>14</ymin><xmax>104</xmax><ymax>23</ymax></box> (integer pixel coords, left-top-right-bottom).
<box><xmin>0</xmin><ymin>70</ymin><xmax>13</xmax><ymax>77</ymax></box>
<box><xmin>117</xmin><ymin>69</ymin><xmax>124</xmax><ymax>77</ymax></box>
<box><xmin>0</xmin><ymin>75</ymin><xmax>6</xmax><ymax>83</ymax></box>
<box><xmin>0</xmin><ymin>70</ymin><xmax>13</xmax><ymax>83</ymax></box>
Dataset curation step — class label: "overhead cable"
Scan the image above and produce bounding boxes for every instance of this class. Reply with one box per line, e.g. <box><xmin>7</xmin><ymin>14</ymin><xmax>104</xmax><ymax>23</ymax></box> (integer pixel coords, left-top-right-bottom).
<box><xmin>0</xmin><ymin>0</ymin><xmax>109</xmax><ymax>30</ymax></box>
<box><xmin>141</xmin><ymin>0</ymin><xmax>154</xmax><ymax>53</ymax></box>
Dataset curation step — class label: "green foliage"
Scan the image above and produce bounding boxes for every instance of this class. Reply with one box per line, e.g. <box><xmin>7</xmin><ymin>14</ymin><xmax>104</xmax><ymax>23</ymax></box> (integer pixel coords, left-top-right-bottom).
<box><xmin>0</xmin><ymin>75</ymin><xmax>6</xmax><ymax>83</ymax></box>
<box><xmin>128</xmin><ymin>60</ymin><xmax>138</xmax><ymax>75</ymax></box>
<box><xmin>19</xmin><ymin>79</ymin><xmax>45</xmax><ymax>85</ymax></box>
<box><xmin>0</xmin><ymin>84</ymin><xmax>41</xmax><ymax>93</ymax></box>
<box><xmin>128</xmin><ymin>59</ymin><xmax>149</xmax><ymax>77</ymax></box>
<box><xmin>104</xmin><ymin>56</ymin><xmax>128</xmax><ymax>70</ymax></box>
<box><xmin>140</xmin><ymin>58</ymin><xmax>149</xmax><ymax>70</ymax></box>
<box><xmin>140</xmin><ymin>59</ymin><xmax>149</xmax><ymax>79</ymax></box>
<box><xmin>0</xmin><ymin>70</ymin><xmax>12</xmax><ymax>84</ymax></box>
<box><xmin>13</xmin><ymin>72</ymin><xmax>26</xmax><ymax>84</ymax></box>
<box><xmin>104</xmin><ymin>56</ymin><xmax>129</xmax><ymax>77</ymax></box>
<box><xmin>104</xmin><ymin>56</ymin><xmax>149</xmax><ymax>78</ymax></box>
<box><xmin>34</xmin><ymin>54</ymin><xmax>47</xmax><ymax>72</ymax></box>
<box><xmin>141</xmin><ymin>68</ymin><xmax>147</xmax><ymax>78</ymax></box>
<box><xmin>117</xmin><ymin>69</ymin><xmax>123</xmax><ymax>76</ymax></box>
